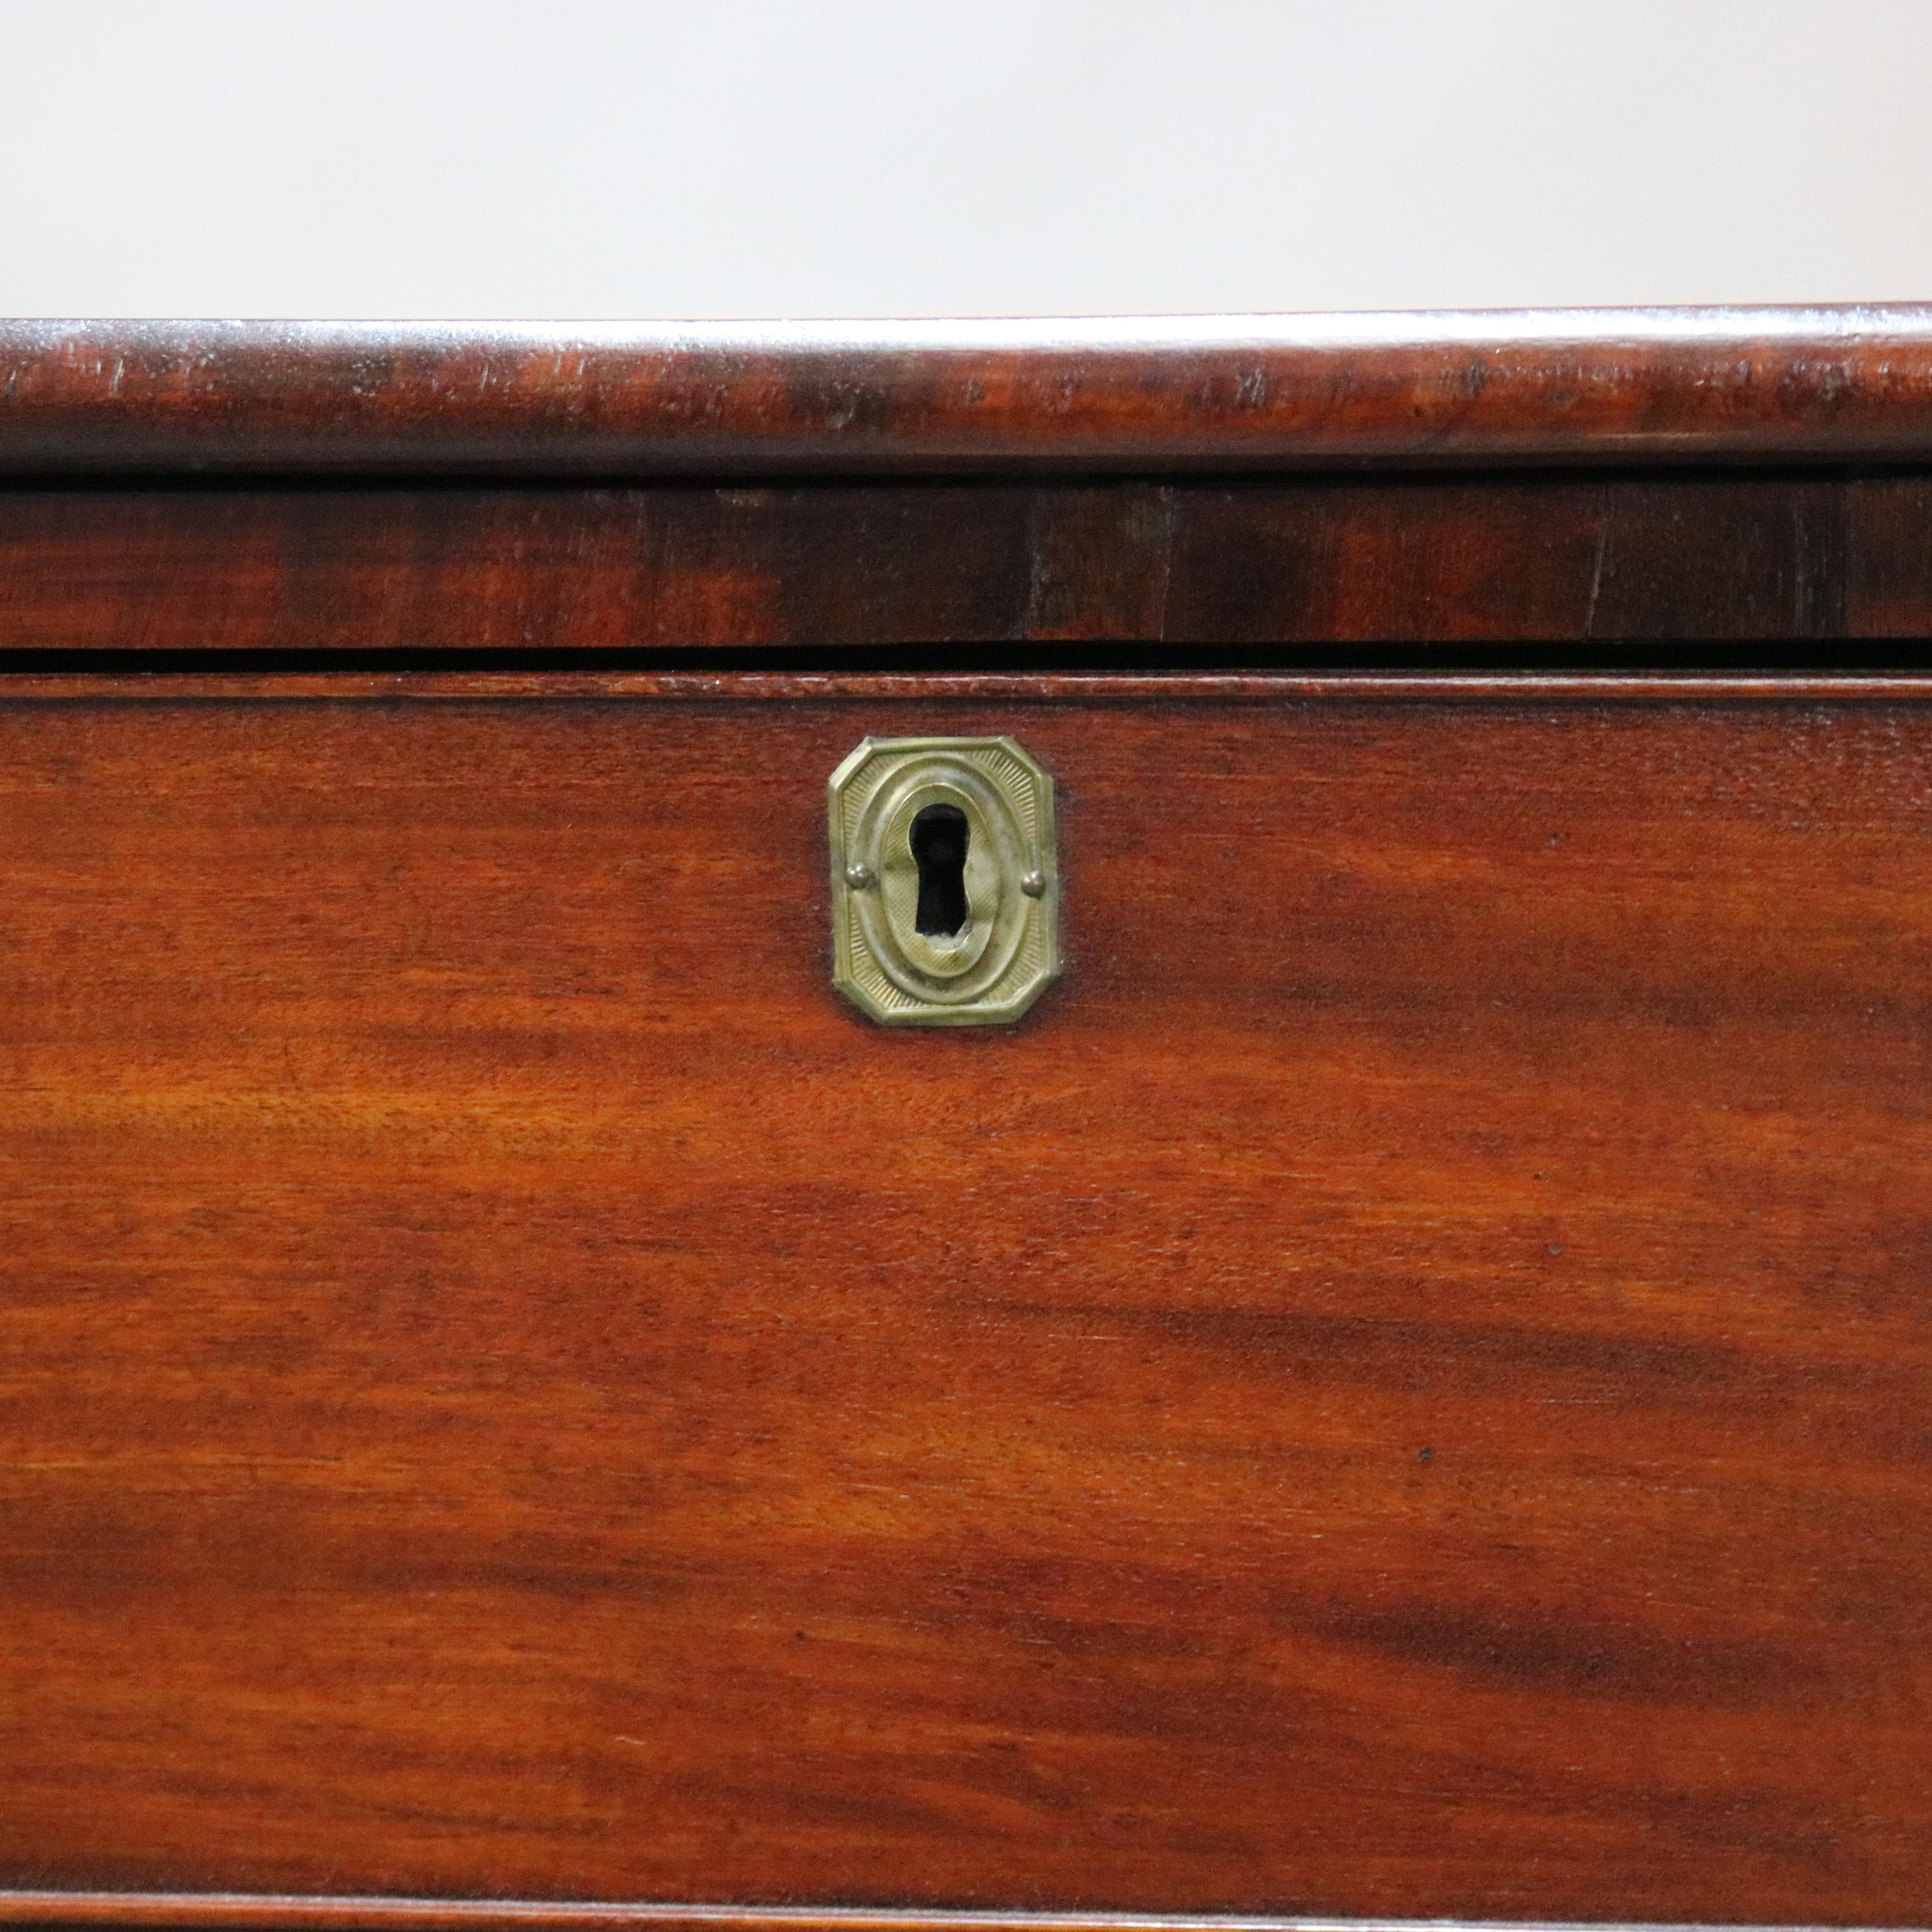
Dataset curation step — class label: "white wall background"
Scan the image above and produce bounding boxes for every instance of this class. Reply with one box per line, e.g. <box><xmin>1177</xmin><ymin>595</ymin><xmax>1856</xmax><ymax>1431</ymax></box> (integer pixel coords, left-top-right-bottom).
<box><xmin>2</xmin><ymin>0</ymin><xmax>1928</xmax><ymax>319</ymax></box>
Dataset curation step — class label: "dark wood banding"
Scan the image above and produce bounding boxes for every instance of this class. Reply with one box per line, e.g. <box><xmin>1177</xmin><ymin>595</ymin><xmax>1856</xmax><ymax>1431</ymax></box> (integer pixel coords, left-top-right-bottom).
<box><xmin>5</xmin><ymin>472</ymin><xmax>1930</xmax><ymax>650</ymax></box>
<box><xmin>9</xmin><ymin>310</ymin><xmax>1932</xmax><ymax>476</ymax></box>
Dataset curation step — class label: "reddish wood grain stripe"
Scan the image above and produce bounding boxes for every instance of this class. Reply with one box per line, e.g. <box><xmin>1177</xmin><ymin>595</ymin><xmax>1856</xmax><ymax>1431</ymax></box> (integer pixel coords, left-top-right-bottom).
<box><xmin>0</xmin><ymin>1895</ymin><xmax>1854</xmax><ymax>1932</ymax></box>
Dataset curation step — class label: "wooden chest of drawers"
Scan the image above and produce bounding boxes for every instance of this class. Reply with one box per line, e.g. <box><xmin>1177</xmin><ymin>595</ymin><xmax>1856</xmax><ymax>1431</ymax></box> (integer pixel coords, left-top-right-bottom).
<box><xmin>2</xmin><ymin>312</ymin><xmax>1930</xmax><ymax>1931</ymax></box>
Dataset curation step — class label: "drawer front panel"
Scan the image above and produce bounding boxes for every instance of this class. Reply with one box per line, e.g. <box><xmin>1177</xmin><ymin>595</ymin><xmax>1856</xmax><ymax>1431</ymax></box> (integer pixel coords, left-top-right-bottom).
<box><xmin>1</xmin><ymin>677</ymin><xmax>1928</xmax><ymax>1923</ymax></box>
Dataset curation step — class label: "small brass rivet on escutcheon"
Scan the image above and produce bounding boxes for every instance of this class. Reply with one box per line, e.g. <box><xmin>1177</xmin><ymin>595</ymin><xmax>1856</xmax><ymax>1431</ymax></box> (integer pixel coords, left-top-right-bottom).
<box><xmin>1020</xmin><ymin>869</ymin><xmax>1048</xmax><ymax>897</ymax></box>
<box><xmin>845</xmin><ymin>862</ymin><xmax>877</xmax><ymax>890</ymax></box>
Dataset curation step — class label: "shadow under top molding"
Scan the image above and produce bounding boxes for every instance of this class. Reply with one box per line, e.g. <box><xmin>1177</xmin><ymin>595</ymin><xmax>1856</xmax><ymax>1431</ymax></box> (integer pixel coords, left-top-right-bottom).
<box><xmin>7</xmin><ymin>307</ymin><xmax>1932</xmax><ymax>475</ymax></box>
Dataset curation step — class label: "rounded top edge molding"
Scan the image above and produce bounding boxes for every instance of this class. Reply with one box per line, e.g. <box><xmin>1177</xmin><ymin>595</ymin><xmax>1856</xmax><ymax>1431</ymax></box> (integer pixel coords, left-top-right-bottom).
<box><xmin>8</xmin><ymin>306</ymin><xmax>1932</xmax><ymax>475</ymax></box>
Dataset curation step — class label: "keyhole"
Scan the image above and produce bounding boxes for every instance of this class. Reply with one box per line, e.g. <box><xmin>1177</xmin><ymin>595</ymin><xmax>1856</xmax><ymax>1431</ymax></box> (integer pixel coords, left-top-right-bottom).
<box><xmin>910</xmin><ymin>803</ymin><xmax>970</xmax><ymax>937</ymax></box>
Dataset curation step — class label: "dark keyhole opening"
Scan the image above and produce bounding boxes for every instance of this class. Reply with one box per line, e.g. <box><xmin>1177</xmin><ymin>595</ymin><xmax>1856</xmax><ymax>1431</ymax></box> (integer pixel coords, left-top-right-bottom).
<box><xmin>910</xmin><ymin>803</ymin><xmax>970</xmax><ymax>937</ymax></box>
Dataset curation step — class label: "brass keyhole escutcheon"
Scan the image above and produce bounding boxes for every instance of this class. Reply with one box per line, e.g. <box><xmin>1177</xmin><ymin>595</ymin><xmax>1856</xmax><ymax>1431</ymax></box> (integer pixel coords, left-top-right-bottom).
<box><xmin>828</xmin><ymin>736</ymin><xmax>1060</xmax><ymax>1027</ymax></box>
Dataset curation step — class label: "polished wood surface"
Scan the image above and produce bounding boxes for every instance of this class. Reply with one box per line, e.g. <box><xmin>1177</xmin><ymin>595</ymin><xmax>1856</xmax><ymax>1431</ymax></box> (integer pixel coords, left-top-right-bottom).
<box><xmin>0</xmin><ymin>1897</ymin><xmax>1749</xmax><ymax>1932</ymax></box>
<box><xmin>5</xmin><ymin>471</ymin><xmax>1932</xmax><ymax>650</ymax></box>
<box><xmin>2</xmin><ymin>676</ymin><xmax>1927</xmax><ymax>1923</ymax></box>
<box><xmin>0</xmin><ymin>1899</ymin><xmax>1667</xmax><ymax>1932</ymax></box>
<box><xmin>10</xmin><ymin>310</ymin><xmax>1932</xmax><ymax>475</ymax></box>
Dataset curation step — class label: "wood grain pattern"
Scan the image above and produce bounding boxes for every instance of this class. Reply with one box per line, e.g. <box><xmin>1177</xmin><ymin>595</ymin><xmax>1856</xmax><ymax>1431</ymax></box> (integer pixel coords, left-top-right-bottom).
<box><xmin>3</xmin><ymin>472</ymin><xmax>1930</xmax><ymax>650</ymax></box>
<box><xmin>0</xmin><ymin>1899</ymin><xmax>1733</xmax><ymax>1932</ymax></box>
<box><xmin>2</xmin><ymin>677</ymin><xmax>1929</xmax><ymax>1923</ymax></box>
<box><xmin>0</xmin><ymin>1897</ymin><xmax>1814</xmax><ymax>1932</ymax></box>
<box><xmin>9</xmin><ymin>312</ymin><xmax>1932</xmax><ymax>476</ymax></box>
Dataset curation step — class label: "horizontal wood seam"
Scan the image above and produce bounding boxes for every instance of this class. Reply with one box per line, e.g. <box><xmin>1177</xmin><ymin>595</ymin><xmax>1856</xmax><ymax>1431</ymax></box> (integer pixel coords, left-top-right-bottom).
<box><xmin>1</xmin><ymin>673</ymin><xmax>1932</xmax><ymax>703</ymax></box>
<box><xmin>0</xmin><ymin>1899</ymin><xmax>1892</xmax><ymax>1932</ymax></box>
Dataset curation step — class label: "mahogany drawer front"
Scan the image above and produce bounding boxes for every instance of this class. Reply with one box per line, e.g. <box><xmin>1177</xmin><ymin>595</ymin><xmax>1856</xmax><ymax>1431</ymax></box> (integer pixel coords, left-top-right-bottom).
<box><xmin>2</xmin><ymin>674</ymin><xmax>1928</xmax><ymax>1925</ymax></box>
